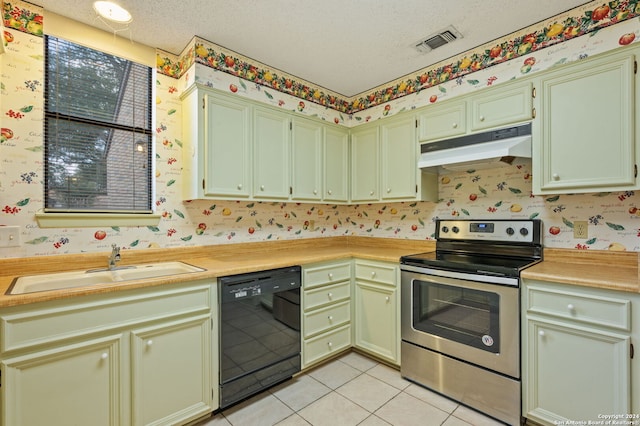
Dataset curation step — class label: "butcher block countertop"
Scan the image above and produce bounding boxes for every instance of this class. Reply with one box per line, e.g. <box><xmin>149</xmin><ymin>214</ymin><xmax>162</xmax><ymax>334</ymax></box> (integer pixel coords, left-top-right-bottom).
<box><xmin>522</xmin><ymin>248</ymin><xmax>640</xmax><ymax>293</ymax></box>
<box><xmin>0</xmin><ymin>237</ymin><xmax>434</xmax><ymax>308</ymax></box>
<box><xmin>0</xmin><ymin>237</ymin><xmax>638</xmax><ymax>308</ymax></box>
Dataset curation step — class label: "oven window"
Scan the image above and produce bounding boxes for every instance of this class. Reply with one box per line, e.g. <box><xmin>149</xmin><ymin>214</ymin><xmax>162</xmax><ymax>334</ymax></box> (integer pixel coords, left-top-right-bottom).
<box><xmin>412</xmin><ymin>280</ymin><xmax>500</xmax><ymax>353</ymax></box>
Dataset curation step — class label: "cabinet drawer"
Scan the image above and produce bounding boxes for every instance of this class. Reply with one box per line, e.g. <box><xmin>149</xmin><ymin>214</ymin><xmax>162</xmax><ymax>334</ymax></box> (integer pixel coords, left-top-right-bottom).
<box><xmin>304</xmin><ymin>281</ymin><xmax>351</xmax><ymax>311</ymax></box>
<box><xmin>526</xmin><ymin>285</ymin><xmax>631</xmax><ymax>331</ymax></box>
<box><xmin>0</xmin><ymin>282</ymin><xmax>212</xmax><ymax>353</ymax></box>
<box><xmin>355</xmin><ymin>261</ymin><xmax>397</xmax><ymax>286</ymax></box>
<box><xmin>303</xmin><ymin>262</ymin><xmax>351</xmax><ymax>289</ymax></box>
<box><xmin>303</xmin><ymin>324</ymin><xmax>351</xmax><ymax>367</ymax></box>
<box><xmin>303</xmin><ymin>300</ymin><xmax>350</xmax><ymax>338</ymax></box>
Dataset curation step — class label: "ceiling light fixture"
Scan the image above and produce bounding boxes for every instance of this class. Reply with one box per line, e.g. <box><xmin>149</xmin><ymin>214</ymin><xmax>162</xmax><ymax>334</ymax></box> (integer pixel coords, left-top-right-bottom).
<box><xmin>93</xmin><ymin>1</ymin><xmax>132</xmax><ymax>24</ymax></box>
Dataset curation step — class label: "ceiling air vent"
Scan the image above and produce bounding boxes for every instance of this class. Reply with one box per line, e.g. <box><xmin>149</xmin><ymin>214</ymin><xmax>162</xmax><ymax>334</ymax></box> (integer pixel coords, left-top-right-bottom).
<box><xmin>414</xmin><ymin>26</ymin><xmax>463</xmax><ymax>53</ymax></box>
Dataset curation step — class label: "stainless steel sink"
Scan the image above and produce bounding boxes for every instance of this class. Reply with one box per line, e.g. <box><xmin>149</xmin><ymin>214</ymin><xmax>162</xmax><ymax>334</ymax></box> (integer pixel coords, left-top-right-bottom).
<box><xmin>8</xmin><ymin>261</ymin><xmax>206</xmax><ymax>295</ymax></box>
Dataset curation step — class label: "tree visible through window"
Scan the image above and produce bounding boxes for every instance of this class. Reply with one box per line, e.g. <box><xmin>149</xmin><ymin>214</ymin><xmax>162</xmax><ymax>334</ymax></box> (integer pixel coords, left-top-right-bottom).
<box><xmin>44</xmin><ymin>35</ymin><xmax>153</xmax><ymax>213</ymax></box>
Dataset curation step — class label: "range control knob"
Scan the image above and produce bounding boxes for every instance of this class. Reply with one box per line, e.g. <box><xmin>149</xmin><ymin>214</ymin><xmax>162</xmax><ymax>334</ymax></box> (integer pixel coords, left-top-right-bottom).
<box><xmin>506</xmin><ymin>227</ymin><xmax>515</xmax><ymax>236</ymax></box>
<box><xmin>452</xmin><ymin>226</ymin><xmax>459</xmax><ymax>234</ymax></box>
<box><xmin>441</xmin><ymin>226</ymin><xmax>449</xmax><ymax>234</ymax></box>
<box><xmin>520</xmin><ymin>227</ymin><xmax>529</xmax><ymax>236</ymax></box>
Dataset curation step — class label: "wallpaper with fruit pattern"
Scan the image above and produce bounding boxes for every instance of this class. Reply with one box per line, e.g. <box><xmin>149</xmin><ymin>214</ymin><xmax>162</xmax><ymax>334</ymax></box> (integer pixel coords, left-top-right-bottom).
<box><xmin>1</xmin><ymin>1</ymin><xmax>640</xmax><ymax>258</ymax></box>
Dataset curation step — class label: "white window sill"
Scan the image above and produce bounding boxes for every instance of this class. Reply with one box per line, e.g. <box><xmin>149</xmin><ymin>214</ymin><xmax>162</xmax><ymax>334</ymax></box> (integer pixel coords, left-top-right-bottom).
<box><xmin>35</xmin><ymin>212</ymin><xmax>162</xmax><ymax>228</ymax></box>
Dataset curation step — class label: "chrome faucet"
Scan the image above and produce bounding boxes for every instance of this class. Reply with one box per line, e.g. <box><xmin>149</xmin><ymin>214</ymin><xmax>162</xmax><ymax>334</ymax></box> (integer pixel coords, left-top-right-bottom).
<box><xmin>108</xmin><ymin>244</ymin><xmax>121</xmax><ymax>270</ymax></box>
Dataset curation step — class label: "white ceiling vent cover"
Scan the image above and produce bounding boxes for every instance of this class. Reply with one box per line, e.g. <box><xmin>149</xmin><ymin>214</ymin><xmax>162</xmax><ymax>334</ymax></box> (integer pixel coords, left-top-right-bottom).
<box><xmin>414</xmin><ymin>26</ymin><xmax>463</xmax><ymax>53</ymax></box>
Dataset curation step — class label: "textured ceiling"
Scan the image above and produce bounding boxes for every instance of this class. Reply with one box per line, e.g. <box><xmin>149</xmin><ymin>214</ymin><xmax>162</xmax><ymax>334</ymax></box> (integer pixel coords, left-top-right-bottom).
<box><xmin>34</xmin><ymin>0</ymin><xmax>591</xmax><ymax>97</ymax></box>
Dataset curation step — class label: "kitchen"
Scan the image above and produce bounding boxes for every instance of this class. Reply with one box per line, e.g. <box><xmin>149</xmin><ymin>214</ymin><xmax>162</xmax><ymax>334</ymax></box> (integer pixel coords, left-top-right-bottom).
<box><xmin>0</xmin><ymin>0</ymin><xmax>639</xmax><ymax>425</ymax></box>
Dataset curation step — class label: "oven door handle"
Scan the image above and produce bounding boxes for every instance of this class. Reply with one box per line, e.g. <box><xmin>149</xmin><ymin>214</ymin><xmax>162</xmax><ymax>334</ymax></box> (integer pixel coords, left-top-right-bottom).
<box><xmin>399</xmin><ymin>264</ymin><xmax>519</xmax><ymax>286</ymax></box>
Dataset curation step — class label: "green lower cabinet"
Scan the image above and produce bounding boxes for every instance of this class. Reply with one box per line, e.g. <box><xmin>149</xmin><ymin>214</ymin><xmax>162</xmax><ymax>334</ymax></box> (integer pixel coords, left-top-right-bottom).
<box><xmin>522</xmin><ymin>279</ymin><xmax>637</xmax><ymax>425</ymax></box>
<box><xmin>2</xmin><ymin>335</ymin><xmax>122</xmax><ymax>426</ymax></box>
<box><xmin>353</xmin><ymin>260</ymin><xmax>400</xmax><ymax>365</ymax></box>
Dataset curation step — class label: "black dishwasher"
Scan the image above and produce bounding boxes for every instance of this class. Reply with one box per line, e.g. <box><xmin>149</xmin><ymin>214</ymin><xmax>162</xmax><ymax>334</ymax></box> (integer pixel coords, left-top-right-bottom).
<box><xmin>218</xmin><ymin>266</ymin><xmax>301</xmax><ymax>409</ymax></box>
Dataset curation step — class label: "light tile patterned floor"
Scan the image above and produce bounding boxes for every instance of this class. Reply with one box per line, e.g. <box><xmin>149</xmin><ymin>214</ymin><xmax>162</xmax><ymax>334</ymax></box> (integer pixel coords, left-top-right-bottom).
<box><xmin>197</xmin><ymin>351</ymin><xmax>504</xmax><ymax>426</ymax></box>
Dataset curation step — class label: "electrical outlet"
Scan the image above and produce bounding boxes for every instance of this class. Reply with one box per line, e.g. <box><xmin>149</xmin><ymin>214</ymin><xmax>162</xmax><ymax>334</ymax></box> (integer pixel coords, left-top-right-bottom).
<box><xmin>573</xmin><ymin>221</ymin><xmax>588</xmax><ymax>239</ymax></box>
<box><xmin>0</xmin><ymin>226</ymin><xmax>21</xmax><ymax>247</ymax></box>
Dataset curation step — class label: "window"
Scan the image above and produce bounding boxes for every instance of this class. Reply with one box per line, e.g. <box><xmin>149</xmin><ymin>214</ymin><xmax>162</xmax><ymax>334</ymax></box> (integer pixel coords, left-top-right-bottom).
<box><xmin>44</xmin><ymin>35</ymin><xmax>153</xmax><ymax>213</ymax></box>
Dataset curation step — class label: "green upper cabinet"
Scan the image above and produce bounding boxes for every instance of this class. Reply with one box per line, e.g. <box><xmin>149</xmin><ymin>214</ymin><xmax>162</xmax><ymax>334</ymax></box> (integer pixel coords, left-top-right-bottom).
<box><xmin>291</xmin><ymin>117</ymin><xmax>323</xmax><ymax>201</ymax></box>
<box><xmin>350</xmin><ymin>123</ymin><xmax>380</xmax><ymax>202</ymax></box>
<box><xmin>381</xmin><ymin>113</ymin><xmax>418</xmax><ymax>200</ymax></box>
<box><xmin>470</xmin><ymin>80</ymin><xmax>533</xmax><ymax>132</ymax></box>
<box><xmin>418</xmin><ymin>77</ymin><xmax>533</xmax><ymax>144</ymax></box>
<box><xmin>417</xmin><ymin>101</ymin><xmax>466</xmax><ymax>143</ymax></box>
<box><xmin>532</xmin><ymin>46</ymin><xmax>639</xmax><ymax>194</ymax></box>
<box><xmin>182</xmin><ymin>86</ymin><xmax>252</xmax><ymax>199</ymax></box>
<box><xmin>253</xmin><ymin>106</ymin><xmax>291</xmax><ymax>199</ymax></box>
<box><xmin>324</xmin><ymin>125</ymin><xmax>350</xmax><ymax>203</ymax></box>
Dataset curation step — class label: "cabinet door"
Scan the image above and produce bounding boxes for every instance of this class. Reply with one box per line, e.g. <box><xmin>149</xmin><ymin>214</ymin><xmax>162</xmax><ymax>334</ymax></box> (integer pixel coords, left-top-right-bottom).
<box><xmin>350</xmin><ymin>124</ymin><xmax>379</xmax><ymax>202</ymax></box>
<box><xmin>354</xmin><ymin>281</ymin><xmax>398</xmax><ymax>364</ymax></box>
<box><xmin>470</xmin><ymin>81</ymin><xmax>533</xmax><ymax>131</ymax></box>
<box><xmin>417</xmin><ymin>101</ymin><xmax>466</xmax><ymax>142</ymax></box>
<box><xmin>203</xmin><ymin>91</ymin><xmax>252</xmax><ymax>198</ymax></box>
<box><xmin>324</xmin><ymin>126</ymin><xmax>349</xmax><ymax>202</ymax></box>
<box><xmin>533</xmin><ymin>51</ymin><xmax>637</xmax><ymax>194</ymax></box>
<box><xmin>524</xmin><ymin>319</ymin><xmax>630</xmax><ymax>424</ymax></box>
<box><xmin>291</xmin><ymin>117</ymin><xmax>323</xmax><ymax>201</ymax></box>
<box><xmin>2</xmin><ymin>336</ymin><xmax>121</xmax><ymax>426</ymax></box>
<box><xmin>131</xmin><ymin>314</ymin><xmax>212</xmax><ymax>426</ymax></box>
<box><xmin>253</xmin><ymin>106</ymin><xmax>291</xmax><ymax>199</ymax></box>
<box><xmin>381</xmin><ymin>114</ymin><xmax>417</xmax><ymax>200</ymax></box>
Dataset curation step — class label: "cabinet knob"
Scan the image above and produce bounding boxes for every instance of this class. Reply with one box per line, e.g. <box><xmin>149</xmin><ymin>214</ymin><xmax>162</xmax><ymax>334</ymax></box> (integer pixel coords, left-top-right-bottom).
<box><xmin>371</xmin><ymin>271</ymin><xmax>376</xmax><ymax>278</ymax></box>
<box><xmin>237</xmin><ymin>184</ymin><xmax>243</xmax><ymax>190</ymax></box>
<box><xmin>538</xmin><ymin>330</ymin><xmax>545</xmax><ymax>337</ymax></box>
<box><xmin>328</xmin><ymin>341</ymin><xmax>333</xmax><ymax>348</ymax></box>
<box><xmin>369</xmin><ymin>190</ymin><xmax>375</xmax><ymax>196</ymax></box>
<box><xmin>386</xmin><ymin>188</ymin><xmax>391</xmax><ymax>193</ymax></box>
<box><xmin>328</xmin><ymin>292</ymin><xmax>333</xmax><ymax>299</ymax></box>
<box><xmin>260</xmin><ymin>185</ymin><xmax>265</xmax><ymax>191</ymax></box>
<box><xmin>313</xmin><ymin>189</ymin><xmax>318</xmax><ymax>195</ymax></box>
<box><xmin>328</xmin><ymin>315</ymin><xmax>333</xmax><ymax>321</ymax></box>
<box><xmin>327</xmin><ymin>190</ymin><xmax>333</xmax><ymax>195</ymax></box>
<box><xmin>452</xmin><ymin>123</ymin><xmax>458</xmax><ymax>128</ymax></box>
<box><xmin>101</xmin><ymin>352</ymin><xmax>109</xmax><ymax>360</ymax></box>
<box><xmin>147</xmin><ymin>339</ymin><xmax>153</xmax><ymax>346</ymax></box>
<box><xmin>328</xmin><ymin>273</ymin><xmax>333</xmax><ymax>280</ymax></box>
<box><xmin>567</xmin><ymin>304</ymin><xmax>575</xmax><ymax>312</ymax></box>
<box><xmin>479</xmin><ymin>115</ymin><xmax>485</xmax><ymax>122</ymax></box>
<box><xmin>385</xmin><ymin>296</ymin><xmax>390</xmax><ymax>302</ymax></box>
<box><xmin>552</xmin><ymin>173</ymin><xmax>560</xmax><ymax>181</ymax></box>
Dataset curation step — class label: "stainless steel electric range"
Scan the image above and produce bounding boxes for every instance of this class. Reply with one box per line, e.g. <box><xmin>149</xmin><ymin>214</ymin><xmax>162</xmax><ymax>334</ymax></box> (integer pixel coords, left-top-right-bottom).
<box><xmin>400</xmin><ymin>219</ymin><xmax>542</xmax><ymax>425</ymax></box>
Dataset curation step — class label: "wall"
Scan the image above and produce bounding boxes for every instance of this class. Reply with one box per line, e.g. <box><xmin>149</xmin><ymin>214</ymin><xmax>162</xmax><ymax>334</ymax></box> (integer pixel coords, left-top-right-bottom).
<box><xmin>1</xmin><ymin>6</ymin><xmax>640</xmax><ymax>258</ymax></box>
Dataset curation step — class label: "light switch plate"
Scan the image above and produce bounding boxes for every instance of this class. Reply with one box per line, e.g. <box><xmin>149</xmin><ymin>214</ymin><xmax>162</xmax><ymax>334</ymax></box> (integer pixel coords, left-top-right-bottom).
<box><xmin>573</xmin><ymin>221</ymin><xmax>588</xmax><ymax>239</ymax></box>
<box><xmin>0</xmin><ymin>226</ymin><xmax>21</xmax><ymax>247</ymax></box>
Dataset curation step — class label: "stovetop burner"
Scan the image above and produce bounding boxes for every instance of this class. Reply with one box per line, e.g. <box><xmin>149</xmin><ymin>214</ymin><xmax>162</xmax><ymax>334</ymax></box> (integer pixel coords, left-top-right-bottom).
<box><xmin>401</xmin><ymin>219</ymin><xmax>542</xmax><ymax>278</ymax></box>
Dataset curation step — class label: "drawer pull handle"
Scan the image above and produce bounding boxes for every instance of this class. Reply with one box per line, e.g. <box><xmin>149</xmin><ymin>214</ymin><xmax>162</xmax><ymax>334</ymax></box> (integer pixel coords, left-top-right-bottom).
<box><xmin>328</xmin><ymin>292</ymin><xmax>333</xmax><ymax>299</ymax></box>
<box><xmin>101</xmin><ymin>352</ymin><xmax>109</xmax><ymax>360</ymax></box>
<box><xmin>567</xmin><ymin>304</ymin><xmax>575</xmax><ymax>312</ymax></box>
<box><xmin>147</xmin><ymin>339</ymin><xmax>153</xmax><ymax>347</ymax></box>
<box><xmin>538</xmin><ymin>330</ymin><xmax>545</xmax><ymax>337</ymax></box>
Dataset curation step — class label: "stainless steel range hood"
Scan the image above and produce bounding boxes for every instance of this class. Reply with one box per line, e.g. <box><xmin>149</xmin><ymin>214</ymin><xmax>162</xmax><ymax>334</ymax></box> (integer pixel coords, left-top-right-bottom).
<box><xmin>419</xmin><ymin>123</ymin><xmax>532</xmax><ymax>171</ymax></box>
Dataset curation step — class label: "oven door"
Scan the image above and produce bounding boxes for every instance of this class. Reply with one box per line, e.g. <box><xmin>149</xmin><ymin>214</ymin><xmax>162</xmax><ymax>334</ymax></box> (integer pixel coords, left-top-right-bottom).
<box><xmin>401</xmin><ymin>267</ymin><xmax>519</xmax><ymax>378</ymax></box>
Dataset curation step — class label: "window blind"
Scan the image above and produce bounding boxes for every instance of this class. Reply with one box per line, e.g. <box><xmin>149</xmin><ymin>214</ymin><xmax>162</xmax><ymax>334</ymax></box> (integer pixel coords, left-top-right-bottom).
<box><xmin>44</xmin><ymin>35</ymin><xmax>153</xmax><ymax>213</ymax></box>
